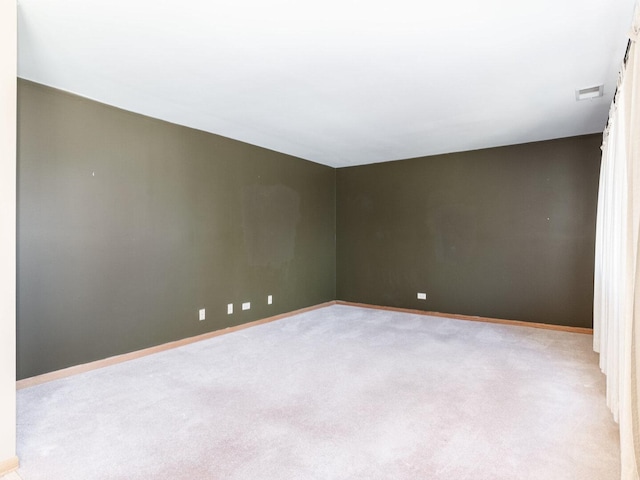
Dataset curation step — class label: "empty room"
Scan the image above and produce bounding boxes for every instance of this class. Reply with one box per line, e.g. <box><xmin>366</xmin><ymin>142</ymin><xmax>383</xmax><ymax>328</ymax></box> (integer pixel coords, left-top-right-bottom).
<box><xmin>2</xmin><ymin>0</ymin><xmax>640</xmax><ymax>479</ymax></box>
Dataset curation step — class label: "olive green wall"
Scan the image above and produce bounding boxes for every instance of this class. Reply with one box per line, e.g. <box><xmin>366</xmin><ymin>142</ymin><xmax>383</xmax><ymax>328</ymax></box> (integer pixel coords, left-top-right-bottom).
<box><xmin>336</xmin><ymin>135</ymin><xmax>601</xmax><ymax>328</ymax></box>
<box><xmin>17</xmin><ymin>79</ymin><xmax>602</xmax><ymax>379</ymax></box>
<box><xmin>17</xmin><ymin>80</ymin><xmax>336</xmax><ymax>379</ymax></box>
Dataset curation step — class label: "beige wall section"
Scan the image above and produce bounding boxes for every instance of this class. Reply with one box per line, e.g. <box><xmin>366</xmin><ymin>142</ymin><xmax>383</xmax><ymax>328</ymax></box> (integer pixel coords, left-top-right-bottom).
<box><xmin>0</xmin><ymin>0</ymin><xmax>18</xmax><ymax>473</ymax></box>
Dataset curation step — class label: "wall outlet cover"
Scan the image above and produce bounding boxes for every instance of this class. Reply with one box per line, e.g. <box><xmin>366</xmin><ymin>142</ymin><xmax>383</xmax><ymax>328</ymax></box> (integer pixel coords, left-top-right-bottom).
<box><xmin>199</xmin><ymin>308</ymin><xmax>206</xmax><ymax>320</ymax></box>
<box><xmin>268</xmin><ymin>295</ymin><xmax>273</xmax><ymax>305</ymax></box>
<box><xmin>242</xmin><ymin>302</ymin><xmax>251</xmax><ymax>310</ymax></box>
<box><xmin>227</xmin><ymin>303</ymin><xmax>233</xmax><ymax>315</ymax></box>
<box><xmin>417</xmin><ymin>293</ymin><xmax>427</xmax><ymax>300</ymax></box>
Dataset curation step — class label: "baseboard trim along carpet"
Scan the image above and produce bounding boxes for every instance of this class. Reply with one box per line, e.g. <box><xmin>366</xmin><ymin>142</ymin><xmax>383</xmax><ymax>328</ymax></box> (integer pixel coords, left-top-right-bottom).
<box><xmin>17</xmin><ymin>300</ymin><xmax>592</xmax><ymax>390</ymax></box>
<box><xmin>0</xmin><ymin>456</ymin><xmax>19</xmax><ymax>477</ymax></box>
<box><xmin>335</xmin><ymin>301</ymin><xmax>594</xmax><ymax>335</ymax></box>
<box><xmin>16</xmin><ymin>301</ymin><xmax>335</xmax><ymax>390</ymax></box>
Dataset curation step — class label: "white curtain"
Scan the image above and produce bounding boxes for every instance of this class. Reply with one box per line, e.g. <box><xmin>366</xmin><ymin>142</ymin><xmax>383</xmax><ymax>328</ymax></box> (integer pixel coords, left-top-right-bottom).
<box><xmin>594</xmin><ymin>3</ymin><xmax>640</xmax><ymax>479</ymax></box>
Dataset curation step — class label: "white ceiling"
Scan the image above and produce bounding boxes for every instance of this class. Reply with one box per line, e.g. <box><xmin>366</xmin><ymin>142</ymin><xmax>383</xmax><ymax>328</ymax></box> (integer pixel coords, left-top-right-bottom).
<box><xmin>17</xmin><ymin>0</ymin><xmax>637</xmax><ymax>168</ymax></box>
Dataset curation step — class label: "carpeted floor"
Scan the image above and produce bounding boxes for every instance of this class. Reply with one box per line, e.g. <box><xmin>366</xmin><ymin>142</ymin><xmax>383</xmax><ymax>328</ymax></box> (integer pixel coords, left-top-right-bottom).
<box><xmin>16</xmin><ymin>305</ymin><xmax>619</xmax><ymax>479</ymax></box>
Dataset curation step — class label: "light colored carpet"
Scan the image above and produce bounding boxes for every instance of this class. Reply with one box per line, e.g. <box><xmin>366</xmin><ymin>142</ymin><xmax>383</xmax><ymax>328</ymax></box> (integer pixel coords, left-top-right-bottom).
<box><xmin>17</xmin><ymin>305</ymin><xmax>619</xmax><ymax>479</ymax></box>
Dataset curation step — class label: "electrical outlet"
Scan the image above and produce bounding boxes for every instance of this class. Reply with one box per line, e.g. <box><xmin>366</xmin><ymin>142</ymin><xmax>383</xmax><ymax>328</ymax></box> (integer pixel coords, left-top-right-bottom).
<box><xmin>199</xmin><ymin>308</ymin><xmax>206</xmax><ymax>321</ymax></box>
<box><xmin>417</xmin><ymin>293</ymin><xmax>427</xmax><ymax>300</ymax></box>
<box><xmin>227</xmin><ymin>303</ymin><xmax>233</xmax><ymax>315</ymax></box>
<box><xmin>242</xmin><ymin>302</ymin><xmax>251</xmax><ymax>310</ymax></box>
<box><xmin>268</xmin><ymin>295</ymin><xmax>273</xmax><ymax>305</ymax></box>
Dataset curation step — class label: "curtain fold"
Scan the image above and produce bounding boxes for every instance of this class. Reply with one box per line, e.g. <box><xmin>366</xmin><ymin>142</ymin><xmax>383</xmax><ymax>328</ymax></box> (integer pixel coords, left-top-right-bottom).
<box><xmin>594</xmin><ymin>3</ymin><xmax>640</xmax><ymax>479</ymax></box>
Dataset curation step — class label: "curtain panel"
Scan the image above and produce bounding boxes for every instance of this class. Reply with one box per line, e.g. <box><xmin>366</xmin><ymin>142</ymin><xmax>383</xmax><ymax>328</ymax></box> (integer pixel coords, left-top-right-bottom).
<box><xmin>594</xmin><ymin>3</ymin><xmax>640</xmax><ymax>479</ymax></box>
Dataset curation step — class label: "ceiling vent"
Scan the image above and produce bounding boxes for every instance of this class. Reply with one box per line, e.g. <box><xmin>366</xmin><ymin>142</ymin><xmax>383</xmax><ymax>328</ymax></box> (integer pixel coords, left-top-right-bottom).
<box><xmin>575</xmin><ymin>85</ymin><xmax>604</xmax><ymax>101</ymax></box>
